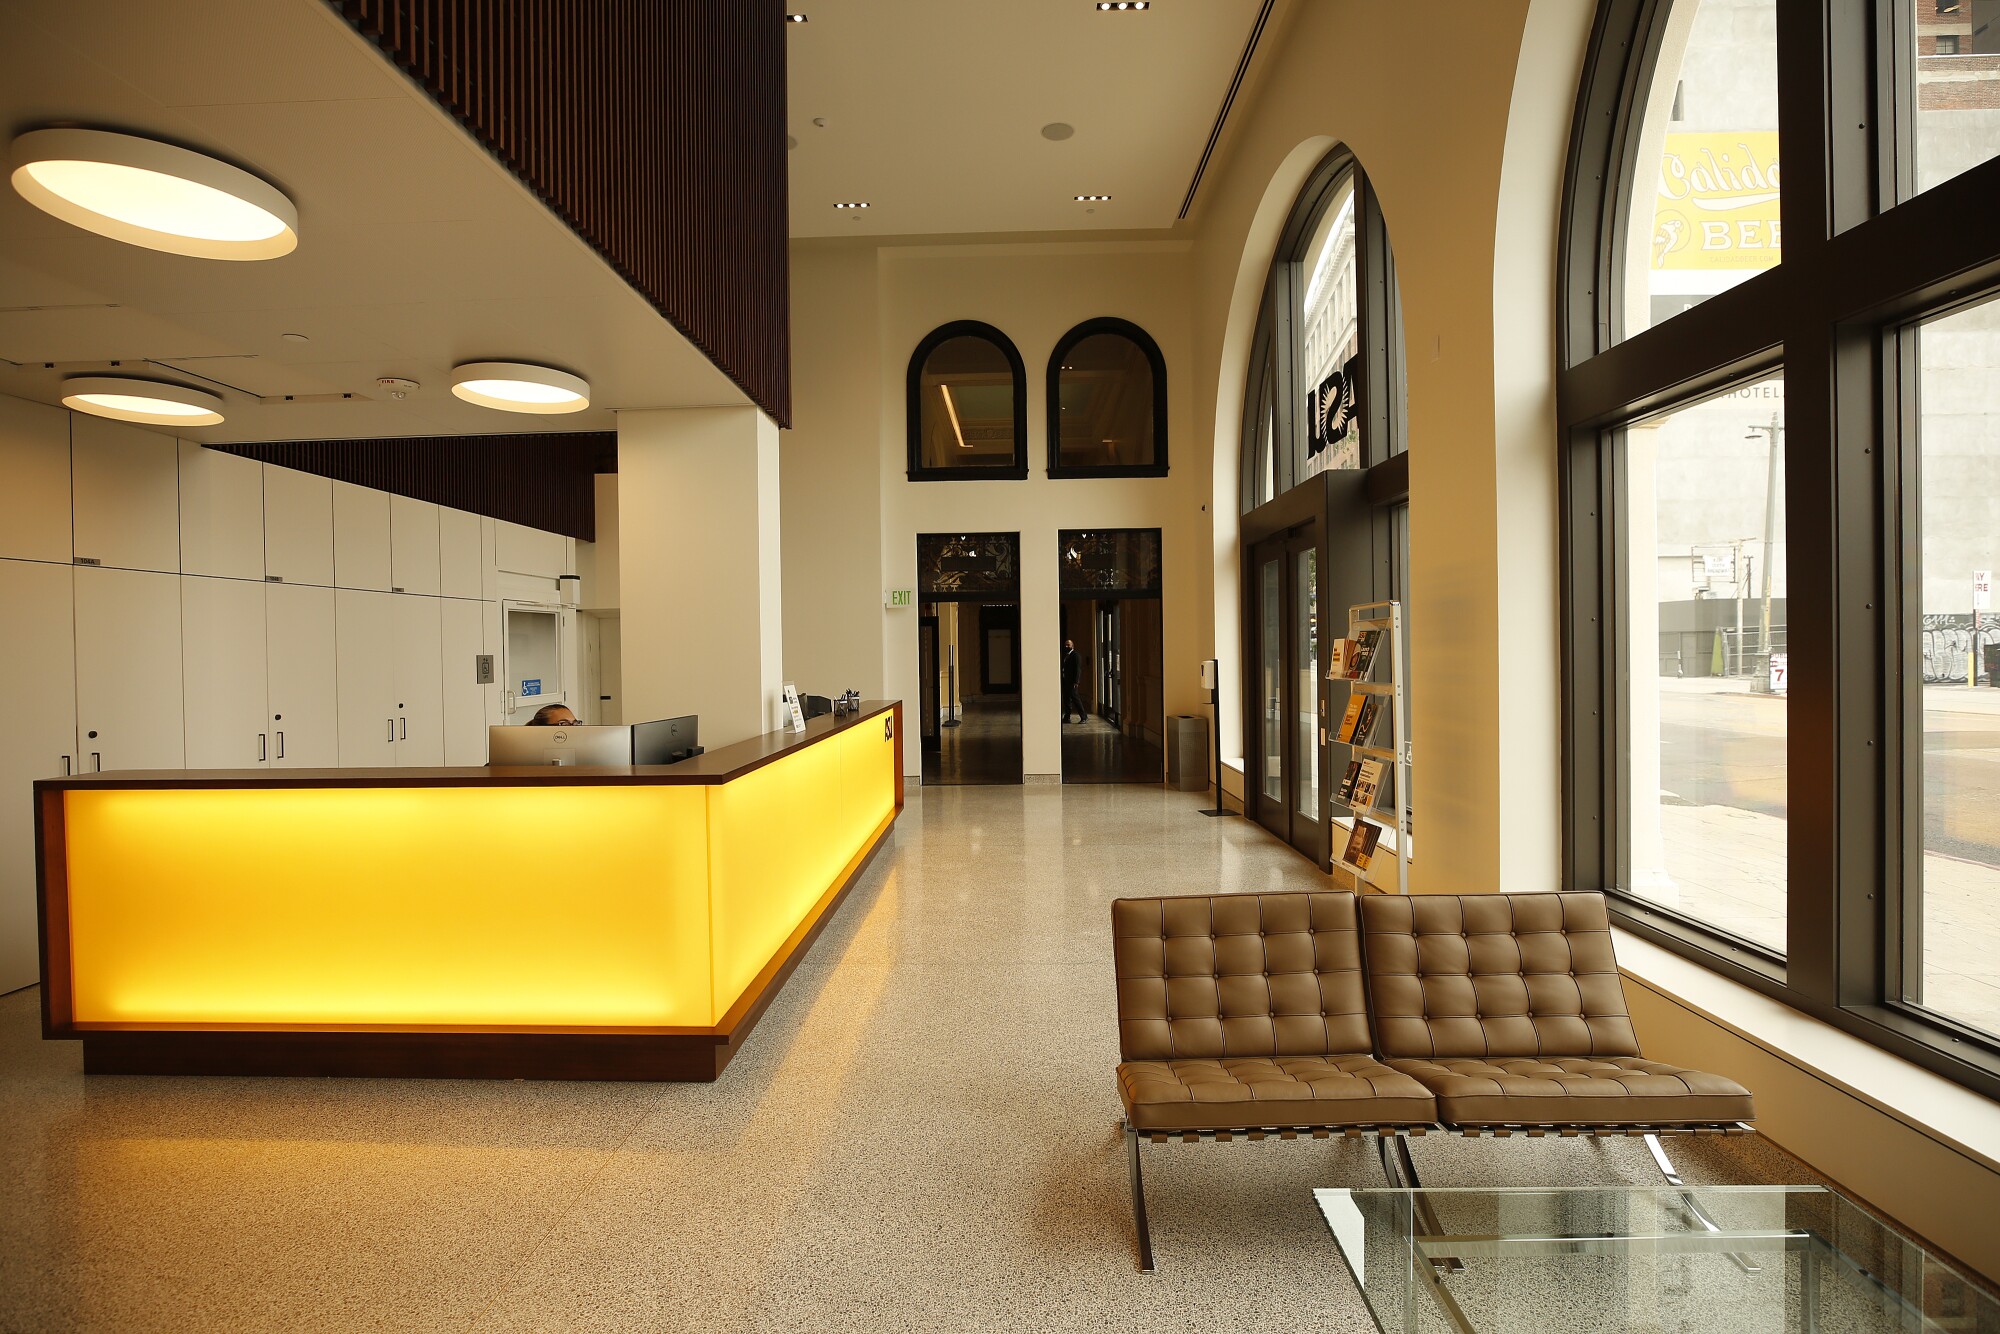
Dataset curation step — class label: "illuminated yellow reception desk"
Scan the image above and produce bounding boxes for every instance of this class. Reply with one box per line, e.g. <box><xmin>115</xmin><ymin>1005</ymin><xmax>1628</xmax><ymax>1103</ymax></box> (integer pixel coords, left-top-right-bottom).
<box><xmin>34</xmin><ymin>702</ymin><xmax>902</xmax><ymax>1080</ymax></box>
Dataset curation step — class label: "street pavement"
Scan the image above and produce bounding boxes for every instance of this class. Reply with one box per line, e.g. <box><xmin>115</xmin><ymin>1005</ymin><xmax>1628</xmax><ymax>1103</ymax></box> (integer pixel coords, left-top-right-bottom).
<box><xmin>1643</xmin><ymin>679</ymin><xmax>2000</xmax><ymax>1039</ymax></box>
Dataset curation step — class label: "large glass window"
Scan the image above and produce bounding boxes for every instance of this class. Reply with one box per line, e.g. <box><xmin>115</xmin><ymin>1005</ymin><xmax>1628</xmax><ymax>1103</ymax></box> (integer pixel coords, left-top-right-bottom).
<box><xmin>1299</xmin><ymin>175</ymin><xmax>1360</xmax><ymax>475</ymax></box>
<box><xmin>1908</xmin><ymin>0</ymin><xmax>2000</xmax><ymax>197</ymax></box>
<box><xmin>1624</xmin><ymin>373</ymin><xmax>1788</xmax><ymax>957</ymax></box>
<box><xmin>1047</xmin><ymin>319</ymin><xmax>1167</xmax><ymax>477</ymax></box>
<box><xmin>1564</xmin><ymin>0</ymin><xmax>2000</xmax><ymax>1097</ymax></box>
<box><xmin>1237</xmin><ymin>146</ymin><xmax>1408</xmax><ymax>869</ymax></box>
<box><xmin>1620</xmin><ymin>0</ymin><xmax>1781</xmax><ymax>342</ymax></box>
<box><xmin>906</xmin><ymin>322</ymin><xmax>1027</xmax><ymax>480</ymax></box>
<box><xmin>1906</xmin><ymin>293</ymin><xmax>2000</xmax><ymax>1042</ymax></box>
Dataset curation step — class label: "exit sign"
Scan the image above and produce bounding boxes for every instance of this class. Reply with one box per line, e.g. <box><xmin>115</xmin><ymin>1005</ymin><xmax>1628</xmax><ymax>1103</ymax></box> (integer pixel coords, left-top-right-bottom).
<box><xmin>885</xmin><ymin>587</ymin><xmax>915</xmax><ymax>609</ymax></box>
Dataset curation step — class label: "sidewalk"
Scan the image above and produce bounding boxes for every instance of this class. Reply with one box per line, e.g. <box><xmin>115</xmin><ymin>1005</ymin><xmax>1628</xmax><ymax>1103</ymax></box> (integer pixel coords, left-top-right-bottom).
<box><xmin>1662</xmin><ymin>674</ymin><xmax>2000</xmax><ymax>719</ymax></box>
<box><xmin>1646</xmin><ymin>804</ymin><xmax>2000</xmax><ymax>1037</ymax></box>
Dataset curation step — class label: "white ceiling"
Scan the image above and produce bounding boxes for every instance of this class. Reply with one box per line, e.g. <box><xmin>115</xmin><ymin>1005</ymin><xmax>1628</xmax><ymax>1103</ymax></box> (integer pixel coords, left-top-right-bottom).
<box><xmin>0</xmin><ymin>0</ymin><xmax>745</xmax><ymax>444</ymax></box>
<box><xmin>786</xmin><ymin>0</ymin><xmax>1268</xmax><ymax>238</ymax></box>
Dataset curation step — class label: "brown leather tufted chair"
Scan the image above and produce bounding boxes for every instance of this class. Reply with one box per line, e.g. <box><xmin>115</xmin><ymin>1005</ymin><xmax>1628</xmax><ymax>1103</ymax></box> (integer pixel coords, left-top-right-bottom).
<box><xmin>1357</xmin><ymin>892</ymin><xmax>1754</xmax><ymax>1127</ymax></box>
<box><xmin>1111</xmin><ymin>891</ymin><xmax>1436</xmax><ymax>1270</ymax></box>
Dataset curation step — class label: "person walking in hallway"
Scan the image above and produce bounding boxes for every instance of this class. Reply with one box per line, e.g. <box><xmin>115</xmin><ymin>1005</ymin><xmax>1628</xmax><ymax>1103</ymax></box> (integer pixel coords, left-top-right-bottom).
<box><xmin>1062</xmin><ymin>638</ymin><xmax>1087</xmax><ymax>724</ymax></box>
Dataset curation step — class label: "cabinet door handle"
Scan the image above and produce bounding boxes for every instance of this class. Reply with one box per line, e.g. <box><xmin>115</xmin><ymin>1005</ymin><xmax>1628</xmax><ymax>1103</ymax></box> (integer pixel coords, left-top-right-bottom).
<box><xmin>387</xmin><ymin>718</ymin><xmax>395</xmax><ymax>743</ymax></box>
<box><xmin>276</xmin><ymin>732</ymin><xmax>285</xmax><ymax>759</ymax></box>
<box><xmin>91</xmin><ymin>752</ymin><xmax>101</xmax><ymax>772</ymax></box>
<box><xmin>258</xmin><ymin>733</ymin><xmax>268</xmax><ymax>762</ymax></box>
<box><xmin>61</xmin><ymin>755</ymin><xmax>71</xmax><ymax>777</ymax></box>
<box><xmin>400</xmin><ymin>716</ymin><xmax>407</xmax><ymax>741</ymax></box>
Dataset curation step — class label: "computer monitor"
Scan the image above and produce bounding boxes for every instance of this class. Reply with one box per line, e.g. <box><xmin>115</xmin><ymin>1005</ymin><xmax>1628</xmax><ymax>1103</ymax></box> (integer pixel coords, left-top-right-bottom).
<box><xmin>487</xmin><ymin>724</ymin><xmax>634</xmax><ymax>767</ymax></box>
<box><xmin>632</xmin><ymin>715</ymin><xmax>700</xmax><ymax>765</ymax></box>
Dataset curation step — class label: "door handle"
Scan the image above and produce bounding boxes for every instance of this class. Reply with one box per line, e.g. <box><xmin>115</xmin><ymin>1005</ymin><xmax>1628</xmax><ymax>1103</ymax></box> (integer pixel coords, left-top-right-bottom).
<box><xmin>388</xmin><ymin>718</ymin><xmax>395</xmax><ymax>743</ymax></box>
<box><xmin>400</xmin><ymin>716</ymin><xmax>407</xmax><ymax>741</ymax></box>
<box><xmin>276</xmin><ymin>731</ymin><xmax>285</xmax><ymax>759</ymax></box>
<box><xmin>91</xmin><ymin>752</ymin><xmax>101</xmax><ymax>772</ymax></box>
<box><xmin>61</xmin><ymin>755</ymin><xmax>71</xmax><ymax>777</ymax></box>
<box><xmin>258</xmin><ymin>733</ymin><xmax>267</xmax><ymax>762</ymax></box>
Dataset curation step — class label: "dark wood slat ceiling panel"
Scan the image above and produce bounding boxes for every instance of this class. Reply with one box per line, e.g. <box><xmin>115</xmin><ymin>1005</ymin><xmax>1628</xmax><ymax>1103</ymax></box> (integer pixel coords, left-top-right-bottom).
<box><xmin>214</xmin><ymin>433</ymin><xmax>615</xmax><ymax>542</ymax></box>
<box><xmin>328</xmin><ymin>0</ymin><xmax>792</xmax><ymax>426</ymax></box>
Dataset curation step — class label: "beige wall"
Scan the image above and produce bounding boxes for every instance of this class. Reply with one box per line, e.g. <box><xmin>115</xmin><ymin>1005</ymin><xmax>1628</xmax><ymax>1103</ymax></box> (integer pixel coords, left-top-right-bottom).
<box><xmin>784</xmin><ymin>240</ymin><xmax>1209</xmax><ymax>776</ymax></box>
<box><xmin>1185</xmin><ymin>0</ymin><xmax>1574</xmax><ymax>894</ymax></box>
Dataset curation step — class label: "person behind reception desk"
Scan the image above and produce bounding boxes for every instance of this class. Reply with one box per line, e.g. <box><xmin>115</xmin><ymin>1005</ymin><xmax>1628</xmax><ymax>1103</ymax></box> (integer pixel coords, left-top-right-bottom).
<box><xmin>526</xmin><ymin>704</ymin><xmax>579</xmax><ymax>726</ymax></box>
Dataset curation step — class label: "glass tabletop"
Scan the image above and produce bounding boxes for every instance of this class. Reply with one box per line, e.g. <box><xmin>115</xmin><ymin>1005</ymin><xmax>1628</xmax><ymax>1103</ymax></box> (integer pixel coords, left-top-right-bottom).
<box><xmin>1315</xmin><ymin>1185</ymin><xmax>1998</xmax><ymax>1334</ymax></box>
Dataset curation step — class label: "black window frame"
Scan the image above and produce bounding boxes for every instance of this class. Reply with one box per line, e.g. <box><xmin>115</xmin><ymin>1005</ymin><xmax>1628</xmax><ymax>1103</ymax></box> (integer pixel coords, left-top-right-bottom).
<box><xmin>1045</xmin><ymin>317</ymin><xmax>1170</xmax><ymax>479</ymax></box>
<box><xmin>905</xmin><ymin>320</ymin><xmax>1029</xmax><ymax>482</ymax></box>
<box><xmin>1560</xmin><ymin>0</ymin><xmax>2000</xmax><ymax>1101</ymax></box>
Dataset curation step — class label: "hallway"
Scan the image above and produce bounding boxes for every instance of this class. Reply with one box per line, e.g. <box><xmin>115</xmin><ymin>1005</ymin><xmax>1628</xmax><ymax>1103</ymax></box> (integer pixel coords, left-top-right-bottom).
<box><xmin>0</xmin><ymin>785</ymin><xmax>1825</xmax><ymax>1332</ymax></box>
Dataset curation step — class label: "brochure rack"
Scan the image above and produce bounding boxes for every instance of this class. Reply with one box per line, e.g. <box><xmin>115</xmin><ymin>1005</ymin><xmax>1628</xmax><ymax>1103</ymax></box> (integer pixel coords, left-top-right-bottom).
<box><xmin>1327</xmin><ymin>599</ymin><xmax>1408</xmax><ymax>895</ymax></box>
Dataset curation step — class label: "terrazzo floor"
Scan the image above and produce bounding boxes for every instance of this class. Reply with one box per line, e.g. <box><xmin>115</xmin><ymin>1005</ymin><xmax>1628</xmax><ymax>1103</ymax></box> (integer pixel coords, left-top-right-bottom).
<box><xmin>1</xmin><ymin>784</ymin><xmax>1836</xmax><ymax>1332</ymax></box>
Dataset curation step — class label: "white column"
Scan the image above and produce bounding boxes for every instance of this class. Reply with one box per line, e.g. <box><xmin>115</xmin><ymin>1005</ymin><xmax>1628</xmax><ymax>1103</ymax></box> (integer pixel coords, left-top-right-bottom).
<box><xmin>617</xmin><ymin>407</ymin><xmax>784</xmax><ymax>747</ymax></box>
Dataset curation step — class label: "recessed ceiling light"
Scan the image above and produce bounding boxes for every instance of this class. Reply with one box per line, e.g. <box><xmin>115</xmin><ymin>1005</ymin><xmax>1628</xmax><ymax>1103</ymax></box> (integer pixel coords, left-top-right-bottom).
<box><xmin>835</xmin><ymin>201</ymin><xmax>870</xmax><ymax>209</ymax></box>
<box><xmin>10</xmin><ymin>128</ymin><xmax>298</xmax><ymax>261</ymax></box>
<box><xmin>1074</xmin><ymin>194</ymin><xmax>1112</xmax><ymax>201</ymax></box>
<box><xmin>785</xmin><ymin>12</ymin><xmax>807</xmax><ymax>21</ymax></box>
<box><xmin>1096</xmin><ymin>2</ymin><xmax>1149</xmax><ymax>9</ymax></box>
<box><xmin>450</xmin><ymin>362</ymin><xmax>590</xmax><ymax>415</ymax></box>
<box><xmin>61</xmin><ymin>376</ymin><xmax>224</xmax><ymax>427</ymax></box>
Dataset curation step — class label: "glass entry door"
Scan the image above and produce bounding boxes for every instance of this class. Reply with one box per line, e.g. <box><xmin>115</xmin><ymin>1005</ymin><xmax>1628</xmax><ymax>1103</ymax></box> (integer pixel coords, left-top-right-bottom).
<box><xmin>1250</xmin><ymin>526</ymin><xmax>1324</xmax><ymax>861</ymax></box>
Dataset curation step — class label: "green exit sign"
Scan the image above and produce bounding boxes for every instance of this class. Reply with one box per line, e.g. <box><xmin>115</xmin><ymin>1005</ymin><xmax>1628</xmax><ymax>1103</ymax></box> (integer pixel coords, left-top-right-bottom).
<box><xmin>885</xmin><ymin>587</ymin><xmax>914</xmax><ymax>609</ymax></box>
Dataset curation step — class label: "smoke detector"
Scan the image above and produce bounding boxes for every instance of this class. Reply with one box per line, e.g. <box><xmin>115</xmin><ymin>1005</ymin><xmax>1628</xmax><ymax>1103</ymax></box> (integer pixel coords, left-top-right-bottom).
<box><xmin>376</xmin><ymin>376</ymin><xmax>421</xmax><ymax>400</ymax></box>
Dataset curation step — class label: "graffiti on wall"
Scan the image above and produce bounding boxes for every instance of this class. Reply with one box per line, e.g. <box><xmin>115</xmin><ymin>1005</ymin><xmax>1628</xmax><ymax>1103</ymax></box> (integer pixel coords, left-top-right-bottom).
<box><xmin>1920</xmin><ymin>614</ymin><xmax>2000</xmax><ymax>683</ymax></box>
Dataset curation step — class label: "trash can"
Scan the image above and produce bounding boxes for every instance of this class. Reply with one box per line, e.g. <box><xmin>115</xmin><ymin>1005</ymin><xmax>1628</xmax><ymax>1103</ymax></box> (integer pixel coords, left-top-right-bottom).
<box><xmin>1167</xmin><ymin>715</ymin><xmax>1209</xmax><ymax>792</ymax></box>
<box><xmin>1985</xmin><ymin>643</ymin><xmax>2000</xmax><ymax>688</ymax></box>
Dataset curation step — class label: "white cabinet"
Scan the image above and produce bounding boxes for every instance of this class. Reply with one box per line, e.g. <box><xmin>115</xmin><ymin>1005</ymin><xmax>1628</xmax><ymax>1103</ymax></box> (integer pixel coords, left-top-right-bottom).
<box><xmin>71</xmin><ymin>416</ymin><xmax>179</xmax><ymax>573</ymax></box>
<box><xmin>74</xmin><ymin>566</ymin><xmax>184</xmax><ymax>770</ymax></box>
<box><xmin>0</xmin><ymin>558</ymin><xmax>78</xmax><ymax>992</ymax></box>
<box><xmin>496</xmin><ymin>520</ymin><xmax>566</xmax><ymax>578</ymax></box>
<box><xmin>267</xmin><ymin>583</ymin><xmax>338</xmax><ymax>768</ymax></box>
<box><xmin>332</xmin><ymin>480</ymin><xmax>391</xmax><ymax>591</ymax></box>
<box><xmin>335</xmin><ymin>589</ymin><xmax>397</xmax><ymax>765</ymax></box>
<box><xmin>0</xmin><ymin>394</ymin><xmax>71</xmax><ymax>563</ymax></box>
<box><xmin>336</xmin><ymin>589</ymin><xmax>446</xmax><ymax>766</ymax></box>
<box><xmin>390</xmin><ymin>494</ymin><xmax>441</xmax><ymax>595</ymax></box>
<box><xmin>264</xmin><ymin>466</ymin><xmax>334</xmax><ymax>586</ymax></box>
<box><xmin>181</xmin><ymin>576</ymin><xmax>270</xmax><ymax>768</ymax></box>
<box><xmin>439</xmin><ymin>506</ymin><xmax>483</xmax><ymax>599</ymax></box>
<box><xmin>392</xmin><ymin>595</ymin><xmax>445</xmax><ymax>766</ymax></box>
<box><xmin>441</xmin><ymin>598</ymin><xmax>488</xmax><ymax>764</ymax></box>
<box><xmin>178</xmin><ymin>443</ymin><xmax>264</xmax><ymax>580</ymax></box>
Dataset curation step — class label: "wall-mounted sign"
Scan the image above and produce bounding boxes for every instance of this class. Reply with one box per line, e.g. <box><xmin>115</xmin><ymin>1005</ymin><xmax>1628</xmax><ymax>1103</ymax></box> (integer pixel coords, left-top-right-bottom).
<box><xmin>885</xmin><ymin>587</ymin><xmax>915</xmax><ymax>609</ymax></box>
<box><xmin>520</xmin><ymin>678</ymin><xmax>542</xmax><ymax>697</ymax></box>
<box><xmin>1976</xmin><ymin>570</ymin><xmax>1992</xmax><ymax>611</ymax></box>
<box><xmin>1767</xmin><ymin>653</ymin><xmax>1788</xmax><ymax>695</ymax></box>
<box><xmin>1653</xmin><ymin>132</ymin><xmax>1781</xmax><ymax>271</ymax></box>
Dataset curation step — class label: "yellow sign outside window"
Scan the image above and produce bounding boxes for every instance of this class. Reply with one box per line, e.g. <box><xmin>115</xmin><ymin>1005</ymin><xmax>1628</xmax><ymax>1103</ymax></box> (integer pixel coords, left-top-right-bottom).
<box><xmin>1652</xmin><ymin>132</ymin><xmax>1781</xmax><ymax>271</ymax></box>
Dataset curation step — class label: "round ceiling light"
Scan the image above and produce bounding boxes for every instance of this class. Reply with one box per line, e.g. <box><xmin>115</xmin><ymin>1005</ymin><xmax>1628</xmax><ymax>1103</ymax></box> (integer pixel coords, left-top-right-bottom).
<box><xmin>61</xmin><ymin>376</ymin><xmax>224</xmax><ymax>427</ymax></box>
<box><xmin>10</xmin><ymin>129</ymin><xmax>298</xmax><ymax>261</ymax></box>
<box><xmin>450</xmin><ymin>362</ymin><xmax>591</xmax><ymax>414</ymax></box>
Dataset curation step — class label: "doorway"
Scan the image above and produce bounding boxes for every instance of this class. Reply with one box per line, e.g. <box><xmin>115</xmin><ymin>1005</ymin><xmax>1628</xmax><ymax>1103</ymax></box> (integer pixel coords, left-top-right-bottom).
<box><xmin>1057</xmin><ymin>529</ymin><xmax>1164</xmax><ymax>783</ymax></box>
<box><xmin>917</xmin><ymin>533</ymin><xmax>1023</xmax><ymax>785</ymax></box>
<box><xmin>1248</xmin><ymin>524</ymin><xmax>1324</xmax><ymax>861</ymax></box>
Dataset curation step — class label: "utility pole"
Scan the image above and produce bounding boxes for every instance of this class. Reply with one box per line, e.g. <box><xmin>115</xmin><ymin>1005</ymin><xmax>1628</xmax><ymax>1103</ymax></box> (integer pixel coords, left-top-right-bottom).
<box><xmin>1747</xmin><ymin>413</ymin><xmax>1784</xmax><ymax>691</ymax></box>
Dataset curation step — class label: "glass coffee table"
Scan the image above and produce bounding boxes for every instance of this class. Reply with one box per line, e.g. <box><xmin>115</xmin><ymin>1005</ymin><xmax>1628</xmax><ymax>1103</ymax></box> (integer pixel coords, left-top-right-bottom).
<box><xmin>1315</xmin><ymin>1185</ymin><xmax>1997</xmax><ymax>1334</ymax></box>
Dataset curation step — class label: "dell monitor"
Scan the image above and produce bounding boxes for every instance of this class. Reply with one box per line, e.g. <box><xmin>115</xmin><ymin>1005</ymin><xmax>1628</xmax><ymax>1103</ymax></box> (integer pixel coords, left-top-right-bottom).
<box><xmin>632</xmin><ymin>715</ymin><xmax>701</xmax><ymax>765</ymax></box>
<box><xmin>487</xmin><ymin>724</ymin><xmax>634</xmax><ymax>767</ymax></box>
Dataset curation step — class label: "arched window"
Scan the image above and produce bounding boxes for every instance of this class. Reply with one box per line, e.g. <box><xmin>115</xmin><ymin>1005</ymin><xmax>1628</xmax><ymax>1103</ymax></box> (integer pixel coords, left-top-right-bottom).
<box><xmin>1235</xmin><ymin>146</ymin><xmax>1407</xmax><ymax>870</ymax></box>
<box><xmin>1560</xmin><ymin>0</ymin><xmax>2000</xmax><ymax>1094</ymax></box>
<box><xmin>905</xmin><ymin>322</ymin><xmax>1027</xmax><ymax>481</ymax></box>
<box><xmin>1240</xmin><ymin>150</ymin><xmax>1404</xmax><ymax>513</ymax></box>
<box><xmin>1046</xmin><ymin>318</ymin><xmax>1167</xmax><ymax>478</ymax></box>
